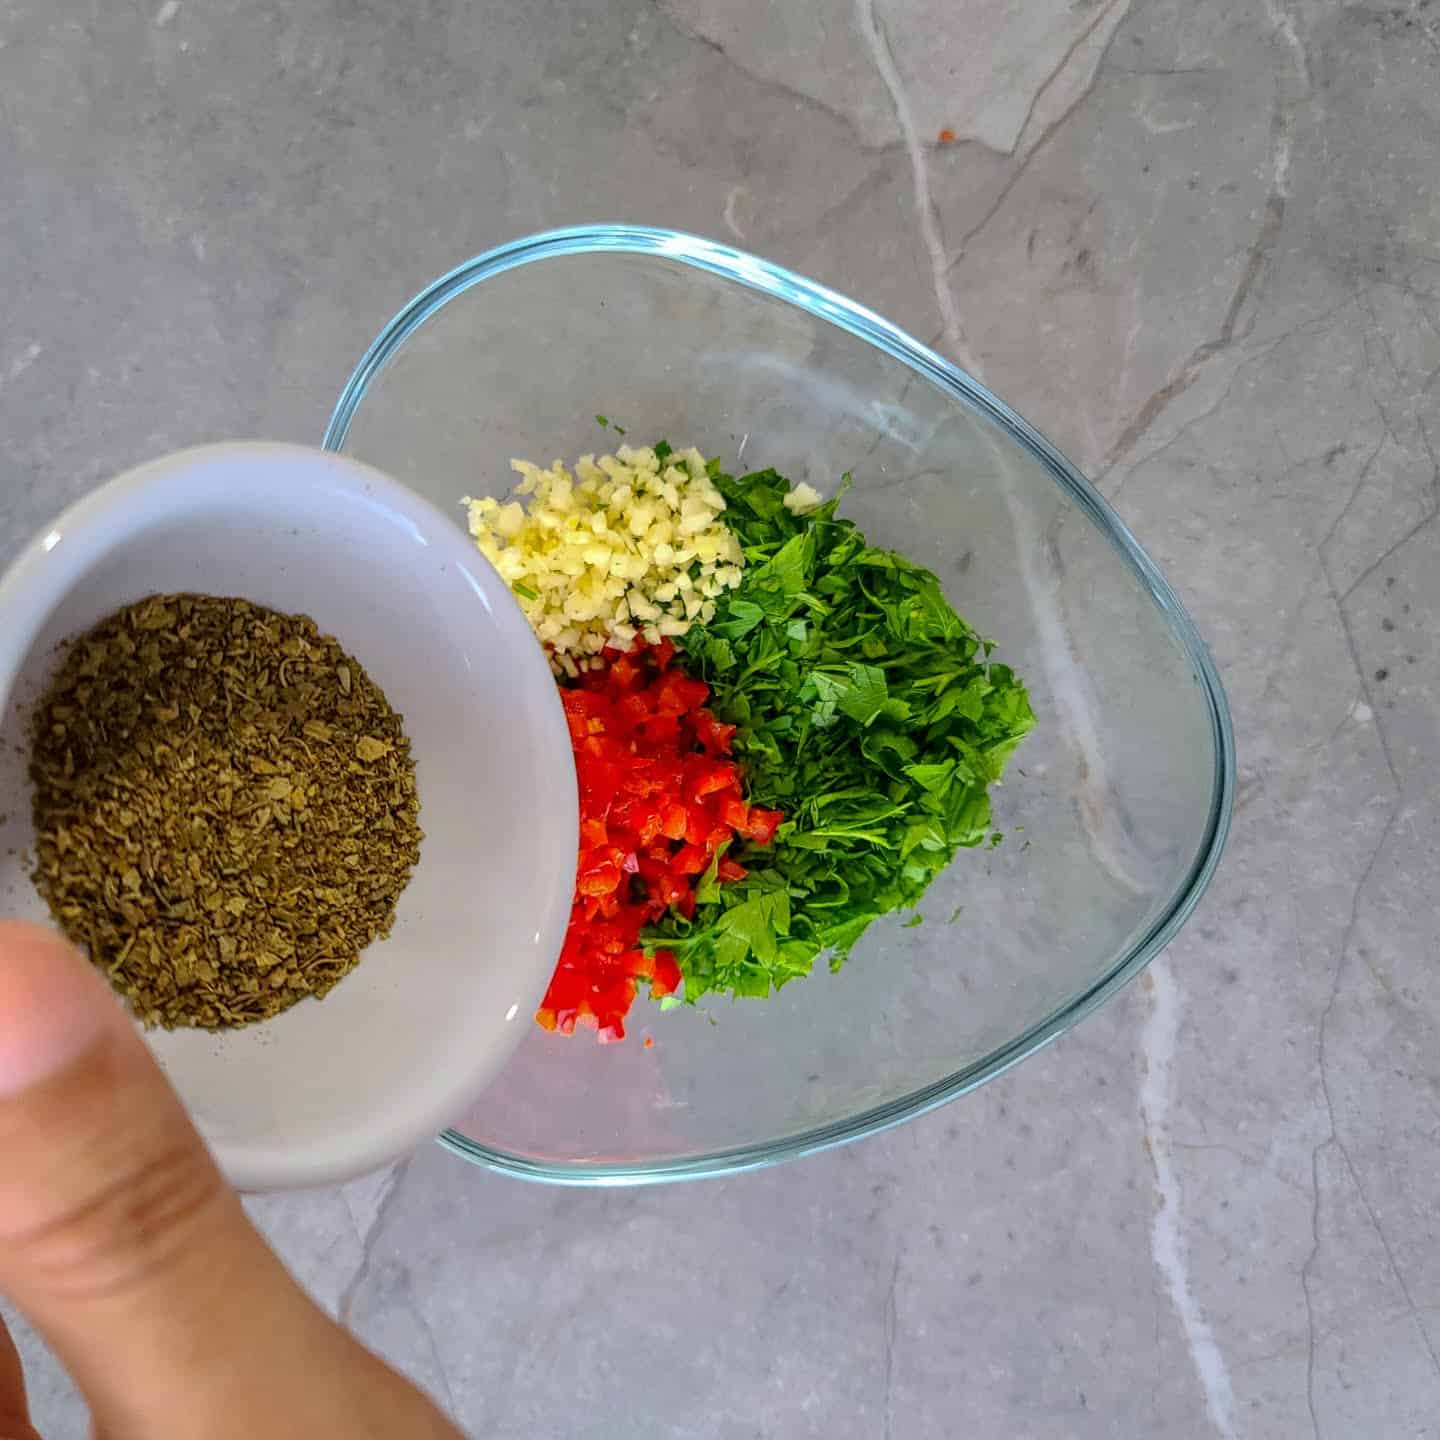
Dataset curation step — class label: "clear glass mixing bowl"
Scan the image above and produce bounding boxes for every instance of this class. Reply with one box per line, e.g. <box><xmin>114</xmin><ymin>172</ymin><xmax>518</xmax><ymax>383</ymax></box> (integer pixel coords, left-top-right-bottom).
<box><xmin>324</xmin><ymin>226</ymin><xmax>1234</xmax><ymax>1185</ymax></box>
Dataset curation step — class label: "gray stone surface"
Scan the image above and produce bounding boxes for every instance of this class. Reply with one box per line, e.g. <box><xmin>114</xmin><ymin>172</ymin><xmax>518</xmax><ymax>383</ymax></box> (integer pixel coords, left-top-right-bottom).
<box><xmin>3</xmin><ymin>0</ymin><xmax>1439</xmax><ymax>1434</ymax></box>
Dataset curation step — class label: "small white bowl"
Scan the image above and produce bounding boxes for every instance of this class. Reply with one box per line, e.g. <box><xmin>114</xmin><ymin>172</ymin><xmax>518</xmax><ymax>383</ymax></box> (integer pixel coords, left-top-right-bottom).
<box><xmin>0</xmin><ymin>443</ymin><xmax>576</xmax><ymax>1191</ymax></box>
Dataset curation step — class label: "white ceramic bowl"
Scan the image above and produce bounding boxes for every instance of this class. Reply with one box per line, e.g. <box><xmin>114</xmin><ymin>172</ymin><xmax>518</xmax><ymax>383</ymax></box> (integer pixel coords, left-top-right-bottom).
<box><xmin>0</xmin><ymin>443</ymin><xmax>576</xmax><ymax>1190</ymax></box>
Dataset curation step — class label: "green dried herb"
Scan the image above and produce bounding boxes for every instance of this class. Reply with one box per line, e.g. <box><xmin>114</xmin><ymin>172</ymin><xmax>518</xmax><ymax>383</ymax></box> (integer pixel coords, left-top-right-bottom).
<box><xmin>28</xmin><ymin>594</ymin><xmax>423</xmax><ymax>1030</ymax></box>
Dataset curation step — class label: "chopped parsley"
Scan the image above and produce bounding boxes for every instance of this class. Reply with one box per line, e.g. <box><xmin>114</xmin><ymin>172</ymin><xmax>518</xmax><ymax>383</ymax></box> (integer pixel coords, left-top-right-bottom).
<box><xmin>648</xmin><ymin>463</ymin><xmax>1034</xmax><ymax>1003</ymax></box>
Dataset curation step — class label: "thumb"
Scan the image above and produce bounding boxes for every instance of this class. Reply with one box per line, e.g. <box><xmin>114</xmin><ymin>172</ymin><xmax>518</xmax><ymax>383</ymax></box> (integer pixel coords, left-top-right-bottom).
<box><xmin>0</xmin><ymin>920</ymin><xmax>308</xmax><ymax>1431</ymax></box>
<box><xmin>0</xmin><ymin>923</ymin><xmax>458</xmax><ymax>1439</ymax></box>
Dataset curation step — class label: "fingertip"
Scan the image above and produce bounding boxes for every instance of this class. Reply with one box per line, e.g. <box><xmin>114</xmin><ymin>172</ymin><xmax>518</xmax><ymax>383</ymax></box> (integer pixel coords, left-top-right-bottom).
<box><xmin>0</xmin><ymin>923</ymin><xmax>112</xmax><ymax>1099</ymax></box>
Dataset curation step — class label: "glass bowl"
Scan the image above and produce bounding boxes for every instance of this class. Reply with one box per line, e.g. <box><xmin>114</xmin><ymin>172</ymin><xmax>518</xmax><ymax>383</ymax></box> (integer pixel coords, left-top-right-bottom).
<box><xmin>324</xmin><ymin>226</ymin><xmax>1234</xmax><ymax>1185</ymax></box>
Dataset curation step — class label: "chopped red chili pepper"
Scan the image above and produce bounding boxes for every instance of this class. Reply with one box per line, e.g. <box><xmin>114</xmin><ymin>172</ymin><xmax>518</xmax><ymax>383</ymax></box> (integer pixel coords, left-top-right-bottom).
<box><xmin>538</xmin><ymin>642</ymin><xmax>781</xmax><ymax>1042</ymax></box>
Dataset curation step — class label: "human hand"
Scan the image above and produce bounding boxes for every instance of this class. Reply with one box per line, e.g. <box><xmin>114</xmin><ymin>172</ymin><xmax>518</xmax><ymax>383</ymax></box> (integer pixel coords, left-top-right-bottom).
<box><xmin>0</xmin><ymin>921</ymin><xmax>464</xmax><ymax>1440</ymax></box>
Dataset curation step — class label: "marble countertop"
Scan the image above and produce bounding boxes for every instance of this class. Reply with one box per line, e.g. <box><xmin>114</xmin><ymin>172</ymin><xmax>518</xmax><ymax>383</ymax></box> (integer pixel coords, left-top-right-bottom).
<box><xmin>3</xmin><ymin>0</ymin><xmax>1438</xmax><ymax>1434</ymax></box>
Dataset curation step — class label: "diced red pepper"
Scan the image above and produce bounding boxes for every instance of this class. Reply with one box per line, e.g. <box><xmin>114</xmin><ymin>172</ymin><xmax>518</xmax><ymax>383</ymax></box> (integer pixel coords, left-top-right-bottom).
<box><xmin>671</xmin><ymin>843</ymin><xmax>709</xmax><ymax>876</ymax></box>
<box><xmin>690</xmin><ymin>761</ymin><xmax>737</xmax><ymax>799</ymax></box>
<box><xmin>693</xmin><ymin>710</ymin><xmax>737</xmax><ymax>755</ymax></box>
<box><xmin>660</xmin><ymin>804</ymin><xmax>689</xmax><ymax>841</ymax></box>
<box><xmin>721</xmin><ymin>797</ymin><xmax>749</xmax><ymax>831</ymax></box>
<box><xmin>650</xmin><ymin>951</ymin><xmax>682</xmax><ymax>998</ymax></box>
<box><xmin>536</xmin><ymin>642</ymin><xmax>785</xmax><ymax>1042</ymax></box>
<box><xmin>641</xmin><ymin>712</ymin><xmax>683</xmax><ymax>745</ymax></box>
<box><xmin>577</xmin><ymin>862</ymin><xmax>621</xmax><ymax>897</ymax></box>
<box><xmin>608</xmin><ymin>654</ymin><xmax>641</xmax><ymax>690</ymax></box>
<box><xmin>652</xmin><ymin>671</ymin><xmax>710</xmax><ymax>716</ymax></box>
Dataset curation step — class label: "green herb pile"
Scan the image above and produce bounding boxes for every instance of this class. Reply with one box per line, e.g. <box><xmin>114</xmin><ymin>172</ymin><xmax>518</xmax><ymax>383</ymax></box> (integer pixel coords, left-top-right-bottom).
<box><xmin>648</xmin><ymin>462</ymin><xmax>1035</xmax><ymax>1003</ymax></box>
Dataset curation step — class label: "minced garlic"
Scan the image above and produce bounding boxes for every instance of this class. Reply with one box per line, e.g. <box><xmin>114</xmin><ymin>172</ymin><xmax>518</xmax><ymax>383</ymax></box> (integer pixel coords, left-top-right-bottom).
<box><xmin>783</xmin><ymin>481</ymin><xmax>824</xmax><ymax>515</ymax></box>
<box><xmin>464</xmin><ymin>444</ymin><xmax>746</xmax><ymax>674</ymax></box>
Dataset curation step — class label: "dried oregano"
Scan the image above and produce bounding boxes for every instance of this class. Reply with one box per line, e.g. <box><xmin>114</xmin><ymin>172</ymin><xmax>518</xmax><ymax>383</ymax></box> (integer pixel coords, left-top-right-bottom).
<box><xmin>29</xmin><ymin>594</ymin><xmax>422</xmax><ymax>1029</ymax></box>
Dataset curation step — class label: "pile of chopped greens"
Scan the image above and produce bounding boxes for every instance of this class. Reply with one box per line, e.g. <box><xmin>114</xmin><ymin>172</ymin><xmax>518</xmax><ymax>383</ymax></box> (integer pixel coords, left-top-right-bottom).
<box><xmin>648</xmin><ymin>462</ymin><xmax>1035</xmax><ymax>1003</ymax></box>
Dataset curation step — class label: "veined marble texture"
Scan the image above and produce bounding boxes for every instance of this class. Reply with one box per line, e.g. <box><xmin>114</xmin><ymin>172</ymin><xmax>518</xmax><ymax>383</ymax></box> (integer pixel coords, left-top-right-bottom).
<box><xmin>3</xmin><ymin>1</ymin><xmax>1438</xmax><ymax>1434</ymax></box>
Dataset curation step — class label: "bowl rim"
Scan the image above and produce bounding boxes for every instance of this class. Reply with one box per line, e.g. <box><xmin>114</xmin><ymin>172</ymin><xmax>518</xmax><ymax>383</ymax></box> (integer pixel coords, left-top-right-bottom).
<box><xmin>324</xmin><ymin>224</ymin><xmax>1237</xmax><ymax>1188</ymax></box>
